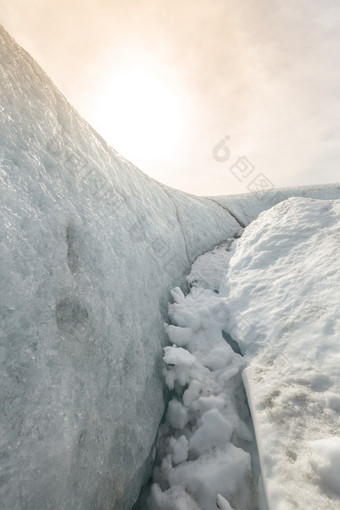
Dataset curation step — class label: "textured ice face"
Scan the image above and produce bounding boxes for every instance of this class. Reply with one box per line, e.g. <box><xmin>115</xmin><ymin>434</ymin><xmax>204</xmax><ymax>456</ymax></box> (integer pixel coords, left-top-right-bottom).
<box><xmin>0</xmin><ymin>27</ymin><xmax>241</xmax><ymax>510</ymax></box>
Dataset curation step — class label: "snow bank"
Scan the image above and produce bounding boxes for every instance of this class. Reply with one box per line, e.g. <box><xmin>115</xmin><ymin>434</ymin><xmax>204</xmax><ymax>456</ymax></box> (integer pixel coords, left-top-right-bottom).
<box><xmin>220</xmin><ymin>197</ymin><xmax>340</xmax><ymax>509</ymax></box>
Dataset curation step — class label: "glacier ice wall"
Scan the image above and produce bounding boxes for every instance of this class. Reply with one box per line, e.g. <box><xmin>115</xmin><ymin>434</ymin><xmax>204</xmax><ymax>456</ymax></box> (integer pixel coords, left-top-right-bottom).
<box><xmin>1</xmin><ymin>25</ymin><xmax>339</xmax><ymax>510</ymax></box>
<box><xmin>0</xmin><ymin>26</ymin><xmax>242</xmax><ymax>510</ymax></box>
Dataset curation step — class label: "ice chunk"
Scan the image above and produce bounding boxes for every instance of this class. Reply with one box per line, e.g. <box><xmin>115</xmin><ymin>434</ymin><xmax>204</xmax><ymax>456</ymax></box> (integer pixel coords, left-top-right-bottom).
<box><xmin>202</xmin><ymin>344</ymin><xmax>234</xmax><ymax>370</ymax></box>
<box><xmin>183</xmin><ymin>380</ymin><xmax>202</xmax><ymax>407</ymax></box>
<box><xmin>166</xmin><ymin>325</ymin><xmax>193</xmax><ymax>348</ymax></box>
<box><xmin>167</xmin><ymin>400</ymin><xmax>189</xmax><ymax>430</ymax></box>
<box><xmin>169</xmin><ymin>435</ymin><xmax>189</xmax><ymax>465</ymax></box>
<box><xmin>164</xmin><ymin>346</ymin><xmax>197</xmax><ymax>367</ymax></box>
<box><xmin>189</xmin><ymin>409</ymin><xmax>232</xmax><ymax>455</ymax></box>
<box><xmin>167</xmin><ymin>444</ymin><xmax>253</xmax><ymax>510</ymax></box>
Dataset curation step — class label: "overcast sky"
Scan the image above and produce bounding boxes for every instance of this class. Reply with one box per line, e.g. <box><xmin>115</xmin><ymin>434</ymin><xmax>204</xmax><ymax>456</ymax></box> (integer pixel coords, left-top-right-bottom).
<box><xmin>1</xmin><ymin>0</ymin><xmax>340</xmax><ymax>196</ymax></box>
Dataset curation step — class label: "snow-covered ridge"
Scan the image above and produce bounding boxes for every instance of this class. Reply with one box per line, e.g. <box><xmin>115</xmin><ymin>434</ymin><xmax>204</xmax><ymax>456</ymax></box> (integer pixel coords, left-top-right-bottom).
<box><xmin>221</xmin><ymin>197</ymin><xmax>340</xmax><ymax>509</ymax></box>
<box><xmin>1</xmin><ymin>24</ymin><xmax>339</xmax><ymax>510</ymax></box>
<box><xmin>211</xmin><ymin>183</ymin><xmax>340</xmax><ymax>227</ymax></box>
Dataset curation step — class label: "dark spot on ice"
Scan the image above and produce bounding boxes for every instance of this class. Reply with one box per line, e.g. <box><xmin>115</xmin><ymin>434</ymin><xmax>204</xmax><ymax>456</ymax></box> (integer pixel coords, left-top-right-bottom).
<box><xmin>56</xmin><ymin>297</ymin><xmax>89</xmax><ymax>340</ymax></box>
<box><xmin>0</xmin><ymin>306</ymin><xmax>15</xmax><ymax>319</ymax></box>
<box><xmin>78</xmin><ymin>430</ymin><xmax>86</xmax><ymax>447</ymax></box>
<box><xmin>66</xmin><ymin>224</ymin><xmax>80</xmax><ymax>274</ymax></box>
<box><xmin>0</xmin><ymin>451</ymin><xmax>9</xmax><ymax>461</ymax></box>
<box><xmin>0</xmin><ymin>475</ymin><xmax>10</xmax><ymax>488</ymax></box>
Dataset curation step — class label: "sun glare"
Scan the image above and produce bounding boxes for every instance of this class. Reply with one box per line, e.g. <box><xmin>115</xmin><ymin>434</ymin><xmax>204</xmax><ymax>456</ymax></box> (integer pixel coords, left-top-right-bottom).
<box><xmin>91</xmin><ymin>62</ymin><xmax>188</xmax><ymax>173</ymax></box>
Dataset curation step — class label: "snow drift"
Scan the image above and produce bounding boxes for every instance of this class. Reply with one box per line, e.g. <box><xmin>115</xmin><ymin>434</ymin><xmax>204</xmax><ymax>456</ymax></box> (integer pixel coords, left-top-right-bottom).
<box><xmin>0</xmin><ymin>25</ymin><xmax>339</xmax><ymax>509</ymax></box>
<box><xmin>221</xmin><ymin>197</ymin><xmax>340</xmax><ymax>509</ymax></box>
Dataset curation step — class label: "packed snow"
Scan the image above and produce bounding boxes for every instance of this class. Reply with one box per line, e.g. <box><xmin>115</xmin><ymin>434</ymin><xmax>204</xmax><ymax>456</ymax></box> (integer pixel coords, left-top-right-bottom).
<box><xmin>220</xmin><ymin>197</ymin><xmax>340</xmax><ymax>509</ymax></box>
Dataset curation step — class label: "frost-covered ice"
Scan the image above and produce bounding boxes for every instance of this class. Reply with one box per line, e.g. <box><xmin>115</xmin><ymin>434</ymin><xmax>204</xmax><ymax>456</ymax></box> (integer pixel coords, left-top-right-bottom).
<box><xmin>0</xmin><ymin>26</ymin><xmax>245</xmax><ymax>510</ymax></box>
<box><xmin>220</xmin><ymin>197</ymin><xmax>340</xmax><ymax>509</ymax></box>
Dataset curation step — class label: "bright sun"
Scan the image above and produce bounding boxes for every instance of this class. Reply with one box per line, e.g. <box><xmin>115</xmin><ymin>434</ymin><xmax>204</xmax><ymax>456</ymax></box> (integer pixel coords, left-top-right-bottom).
<box><xmin>91</xmin><ymin>62</ymin><xmax>188</xmax><ymax>173</ymax></box>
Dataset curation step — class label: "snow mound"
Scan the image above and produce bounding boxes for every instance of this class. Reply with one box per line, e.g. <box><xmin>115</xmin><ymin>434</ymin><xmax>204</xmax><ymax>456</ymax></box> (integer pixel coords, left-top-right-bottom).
<box><xmin>221</xmin><ymin>197</ymin><xmax>340</xmax><ymax>509</ymax></box>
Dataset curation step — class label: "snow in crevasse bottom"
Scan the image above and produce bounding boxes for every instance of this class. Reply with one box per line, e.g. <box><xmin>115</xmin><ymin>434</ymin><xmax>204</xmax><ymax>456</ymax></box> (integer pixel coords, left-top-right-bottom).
<box><xmin>134</xmin><ymin>197</ymin><xmax>340</xmax><ymax>510</ymax></box>
<box><xmin>137</xmin><ymin>238</ymin><xmax>263</xmax><ymax>510</ymax></box>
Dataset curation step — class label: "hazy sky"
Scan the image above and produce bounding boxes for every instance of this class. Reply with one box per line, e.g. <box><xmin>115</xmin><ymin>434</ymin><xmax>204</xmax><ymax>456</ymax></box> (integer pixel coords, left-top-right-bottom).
<box><xmin>1</xmin><ymin>0</ymin><xmax>340</xmax><ymax>195</ymax></box>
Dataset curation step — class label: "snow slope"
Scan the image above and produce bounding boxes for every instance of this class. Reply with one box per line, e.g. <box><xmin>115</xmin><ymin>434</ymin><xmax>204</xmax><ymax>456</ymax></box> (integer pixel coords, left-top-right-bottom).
<box><xmin>1</xmin><ymin>24</ymin><xmax>340</xmax><ymax>509</ymax></box>
<box><xmin>220</xmin><ymin>197</ymin><xmax>340</xmax><ymax>509</ymax></box>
